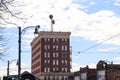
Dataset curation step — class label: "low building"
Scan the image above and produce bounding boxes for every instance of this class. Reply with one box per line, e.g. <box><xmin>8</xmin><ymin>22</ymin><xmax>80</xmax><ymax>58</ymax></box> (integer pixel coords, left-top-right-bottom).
<box><xmin>74</xmin><ymin>71</ymin><xmax>80</xmax><ymax>80</ymax></box>
<box><xmin>80</xmin><ymin>65</ymin><xmax>97</xmax><ymax>80</ymax></box>
<box><xmin>97</xmin><ymin>60</ymin><xmax>120</xmax><ymax>80</ymax></box>
<box><xmin>73</xmin><ymin>65</ymin><xmax>97</xmax><ymax>80</ymax></box>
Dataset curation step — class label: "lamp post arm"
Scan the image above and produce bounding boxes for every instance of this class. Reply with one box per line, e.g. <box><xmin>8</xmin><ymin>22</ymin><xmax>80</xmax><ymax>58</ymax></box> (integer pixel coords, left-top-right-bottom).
<box><xmin>21</xmin><ymin>25</ymin><xmax>40</xmax><ymax>37</ymax></box>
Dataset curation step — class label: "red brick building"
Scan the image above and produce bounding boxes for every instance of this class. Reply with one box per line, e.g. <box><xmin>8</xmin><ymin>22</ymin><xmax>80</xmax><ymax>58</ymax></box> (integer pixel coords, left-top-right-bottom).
<box><xmin>97</xmin><ymin>60</ymin><xmax>120</xmax><ymax>80</ymax></box>
<box><xmin>80</xmin><ymin>65</ymin><xmax>97</xmax><ymax>80</ymax></box>
<box><xmin>71</xmin><ymin>65</ymin><xmax>97</xmax><ymax>80</ymax></box>
<box><xmin>31</xmin><ymin>31</ymin><xmax>71</xmax><ymax>80</ymax></box>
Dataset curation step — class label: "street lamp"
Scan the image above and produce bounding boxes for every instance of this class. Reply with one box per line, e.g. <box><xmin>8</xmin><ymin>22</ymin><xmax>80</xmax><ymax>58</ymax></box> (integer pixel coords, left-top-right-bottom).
<box><xmin>7</xmin><ymin>59</ymin><xmax>17</xmax><ymax>77</ymax></box>
<box><xmin>18</xmin><ymin>25</ymin><xmax>40</xmax><ymax>80</ymax></box>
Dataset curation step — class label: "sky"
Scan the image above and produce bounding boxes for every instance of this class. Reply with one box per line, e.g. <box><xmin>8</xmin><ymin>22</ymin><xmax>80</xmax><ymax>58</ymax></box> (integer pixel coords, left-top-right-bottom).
<box><xmin>1</xmin><ymin>0</ymin><xmax>120</xmax><ymax>77</ymax></box>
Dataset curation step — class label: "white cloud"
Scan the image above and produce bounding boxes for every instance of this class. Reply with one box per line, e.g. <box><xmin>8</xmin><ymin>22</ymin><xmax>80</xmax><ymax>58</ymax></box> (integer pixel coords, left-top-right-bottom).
<box><xmin>3</xmin><ymin>0</ymin><xmax>120</xmax><ymax>46</ymax></box>
<box><xmin>71</xmin><ymin>62</ymin><xmax>81</xmax><ymax>72</ymax></box>
<box><xmin>90</xmin><ymin>2</ymin><xmax>95</xmax><ymax>5</ymax></box>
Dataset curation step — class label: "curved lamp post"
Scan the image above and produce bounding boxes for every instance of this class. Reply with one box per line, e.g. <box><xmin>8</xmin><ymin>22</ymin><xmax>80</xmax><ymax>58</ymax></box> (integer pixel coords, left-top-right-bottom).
<box><xmin>18</xmin><ymin>25</ymin><xmax>40</xmax><ymax>80</ymax></box>
<box><xmin>7</xmin><ymin>59</ymin><xmax>18</xmax><ymax>77</ymax></box>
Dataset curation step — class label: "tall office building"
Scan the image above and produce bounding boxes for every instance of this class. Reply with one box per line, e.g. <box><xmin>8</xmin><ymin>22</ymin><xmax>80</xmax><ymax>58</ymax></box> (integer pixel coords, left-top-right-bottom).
<box><xmin>31</xmin><ymin>31</ymin><xmax>71</xmax><ymax>80</ymax></box>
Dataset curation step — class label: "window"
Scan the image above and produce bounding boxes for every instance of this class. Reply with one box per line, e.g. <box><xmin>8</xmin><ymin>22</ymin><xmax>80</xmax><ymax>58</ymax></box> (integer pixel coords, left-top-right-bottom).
<box><xmin>44</xmin><ymin>67</ymin><xmax>50</xmax><ymax>72</ymax></box>
<box><xmin>44</xmin><ymin>60</ymin><xmax>50</xmax><ymax>65</ymax></box>
<box><xmin>53</xmin><ymin>52</ymin><xmax>59</xmax><ymax>58</ymax></box>
<box><xmin>53</xmin><ymin>60</ymin><xmax>59</xmax><ymax>65</ymax></box>
<box><xmin>47</xmin><ymin>60</ymin><xmax>50</xmax><ymax>65</ymax></box>
<box><xmin>48</xmin><ymin>67</ymin><xmax>50</xmax><ymax>72</ymax></box>
<box><xmin>44</xmin><ymin>38</ymin><xmax>50</xmax><ymax>42</ymax></box>
<box><xmin>53</xmin><ymin>60</ymin><xmax>55</xmax><ymax>65</ymax></box>
<box><xmin>53</xmin><ymin>67</ymin><xmax>55</xmax><ymax>72</ymax></box>
<box><xmin>97</xmin><ymin>70</ymin><xmax>105</xmax><ymax>80</ymax></box>
<box><xmin>81</xmin><ymin>73</ymin><xmax>87</xmax><ymax>80</ymax></box>
<box><xmin>62</xmin><ymin>60</ymin><xmax>64</xmax><ymax>65</ymax></box>
<box><xmin>53</xmin><ymin>38</ymin><xmax>58</xmax><ymax>43</ymax></box>
<box><xmin>44</xmin><ymin>68</ymin><xmax>47</xmax><ymax>72</ymax></box>
<box><xmin>44</xmin><ymin>52</ymin><xmax>50</xmax><ymax>58</ymax></box>
<box><xmin>44</xmin><ymin>45</ymin><xmax>50</xmax><ymax>50</ymax></box>
<box><xmin>62</xmin><ymin>45</ymin><xmax>68</xmax><ymax>50</ymax></box>
<box><xmin>62</xmin><ymin>53</ymin><xmax>68</xmax><ymax>58</ymax></box>
<box><xmin>56</xmin><ymin>60</ymin><xmax>59</xmax><ymax>65</ymax></box>
<box><xmin>56</xmin><ymin>53</ymin><xmax>59</xmax><ymax>57</ymax></box>
<box><xmin>44</xmin><ymin>52</ymin><xmax>47</xmax><ymax>58</ymax></box>
<box><xmin>62</xmin><ymin>67</ymin><xmax>67</xmax><ymax>72</ymax></box>
<box><xmin>62</xmin><ymin>38</ymin><xmax>68</xmax><ymax>42</ymax></box>
<box><xmin>48</xmin><ymin>53</ymin><xmax>50</xmax><ymax>58</ymax></box>
<box><xmin>53</xmin><ymin>67</ymin><xmax>59</xmax><ymax>72</ymax></box>
<box><xmin>44</xmin><ymin>60</ymin><xmax>47</xmax><ymax>64</ymax></box>
<box><xmin>53</xmin><ymin>45</ymin><xmax>58</xmax><ymax>50</ymax></box>
<box><xmin>65</xmin><ymin>68</ymin><xmax>67</xmax><ymax>72</ymax></box>
<box><xmin>62</xmin><ymin>60</ymin><xmax>67</xmax><ymax>65</ymax></box>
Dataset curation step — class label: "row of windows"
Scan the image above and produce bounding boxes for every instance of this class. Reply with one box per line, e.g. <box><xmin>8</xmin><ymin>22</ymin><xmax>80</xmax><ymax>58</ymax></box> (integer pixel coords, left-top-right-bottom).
<box><xmin>44</xmin><ymin>52</ymin><xmax>68</xmax><ymax>58</ymax></box>
<box><xmin>44</xmin><ymin>60</ymin><xmax>68</xmax><ymax>66</ymax></box>
<box><xmin>44</xmin><ymin>38</ymin><xmax>68</xmax><ymax>43</ymax></box>
<box><xmin>44</xmin><ymin>45</ymin><xmax>68</xmax><ymax>51</ymax></box>
<box><xmin>44</xmin><ymin>67</ymin><xmax>68</xmax><ymax>72</ymax></box>
<box><xmin>32</xmin><ymin>38</ymin><xmax>69</xmax><ymax>53</ymax></box>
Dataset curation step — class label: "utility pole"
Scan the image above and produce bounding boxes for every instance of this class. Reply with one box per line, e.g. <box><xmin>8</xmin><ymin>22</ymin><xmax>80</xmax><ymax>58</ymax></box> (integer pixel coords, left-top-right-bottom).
<box><xmin>18</xmin><ymin>26</ymin><xmax>40</xmax><ymax>80</ymax></box>
<box><xmin>18</xmin><ymin>27</ymin><xmax>21</xmax><ymax>80</ymax></box>
<box><xmin>7</xmin><ymin>60</ymin><xmax>9</xmax><ymax>77</ymax></box>
<box><xmin>7</xmin><ymin>60</ymin><xmax>17</xmax><ymax>77</ymax></box>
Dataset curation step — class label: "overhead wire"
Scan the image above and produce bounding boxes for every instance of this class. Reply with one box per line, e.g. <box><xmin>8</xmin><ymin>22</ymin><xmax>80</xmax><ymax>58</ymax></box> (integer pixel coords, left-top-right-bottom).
<box><xmin>76</xmin><ymin>33</ymin><xmax>120</xmax><ymax>56</ymax></box>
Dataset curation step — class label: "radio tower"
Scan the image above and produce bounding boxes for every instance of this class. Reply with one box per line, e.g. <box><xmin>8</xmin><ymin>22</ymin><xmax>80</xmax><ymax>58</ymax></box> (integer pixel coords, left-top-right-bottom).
<box><xmin>49</xmin><ymin>15</ymin><xmax>55</xmax><ymax>32</ymax></box>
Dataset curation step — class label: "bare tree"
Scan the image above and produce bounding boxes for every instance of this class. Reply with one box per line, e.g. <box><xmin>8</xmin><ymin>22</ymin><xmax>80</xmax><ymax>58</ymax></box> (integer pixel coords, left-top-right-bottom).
<box><xmin>0</xmin><ymin>27</ymin><xmax>8</xmax><ymax>60</ymax></box>
<box><xmin>0</xmin><ymin>0</ymin><xmax>24</xmax><ymax>25</ymax></box>
<box><xmin>0</xmin><ymin>0</ymin><xmax>24</xmax><ymax>59</ymax></box>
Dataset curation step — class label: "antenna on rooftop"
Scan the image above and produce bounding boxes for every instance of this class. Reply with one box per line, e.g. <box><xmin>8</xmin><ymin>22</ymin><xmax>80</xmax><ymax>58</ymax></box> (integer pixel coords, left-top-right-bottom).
<box><xmin>49</xmin><ymin>15</ymin><xmax>55</xmax><ymax>32</ymax></box>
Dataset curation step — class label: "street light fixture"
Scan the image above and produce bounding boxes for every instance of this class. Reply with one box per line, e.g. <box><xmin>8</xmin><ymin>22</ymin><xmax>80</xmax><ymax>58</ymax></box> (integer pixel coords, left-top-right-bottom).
<box><xmin>34</xmin><ymin>25</ymin><xmax>40</xmax><ymax>37</ymax></box>
<box><xmin>18</xmin><ymin>25</ymin><xmax>40</xmax><ymax>80</ymax></box>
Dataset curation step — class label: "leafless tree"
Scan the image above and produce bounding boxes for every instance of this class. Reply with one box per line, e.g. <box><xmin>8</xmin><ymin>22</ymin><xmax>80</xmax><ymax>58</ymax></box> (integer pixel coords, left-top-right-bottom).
<box><xmin>0</xmin><ymin>0</ymin><xmax>24</xmax><ymax>59</ymax></box>
<box><xmin>0</xmin><ymin>0</ymin><xmax>24</xmax><ymax>25</ymax></box>
<box><xmin>0</xmin><ymin>27</ymin><xmax>6</xmax><ymax>59</ymax></box>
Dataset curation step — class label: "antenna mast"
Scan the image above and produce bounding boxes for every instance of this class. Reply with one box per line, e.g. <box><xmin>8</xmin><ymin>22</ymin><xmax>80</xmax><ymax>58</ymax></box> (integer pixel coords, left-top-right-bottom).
<box><xmin>49</xmin><ymin>15</ymin><xmax>55</xmax><ymax>32</ymax></box>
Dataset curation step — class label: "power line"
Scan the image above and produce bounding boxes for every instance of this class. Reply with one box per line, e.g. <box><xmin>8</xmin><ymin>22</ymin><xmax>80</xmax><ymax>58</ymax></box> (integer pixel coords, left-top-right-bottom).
<box><xmin>77</xmin><ymin>52</ymin><xmax>120</xmax><ymax>54</ymax></box>
<box><xmin>77</xmin><ymin>33</ymin><xmax>120</xmax><ymax>55</ymax></box>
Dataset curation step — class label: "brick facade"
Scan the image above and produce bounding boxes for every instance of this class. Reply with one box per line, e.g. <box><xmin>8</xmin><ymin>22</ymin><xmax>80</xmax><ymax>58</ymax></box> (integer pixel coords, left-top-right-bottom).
<box><xmin>31</xmin><ymin>31</ymin><xmax>71</xmax><ymax>80</ymax></box>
